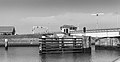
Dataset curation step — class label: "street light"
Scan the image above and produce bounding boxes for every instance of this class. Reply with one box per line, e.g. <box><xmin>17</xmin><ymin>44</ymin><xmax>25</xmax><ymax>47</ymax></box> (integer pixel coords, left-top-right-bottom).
<box><xmin>91</xmin><ymin>13</ymin><xmax>104</xmax><ymax>37</ymax></box>
<box><xmin>114</xmin><ymin>12</ymin><xmax>119</xmax><ymax>28</ymax></box>
<box><xmin>91</xmin><ymin>13</ymin><xmax>104</xmax><ymax>29</ymax></box>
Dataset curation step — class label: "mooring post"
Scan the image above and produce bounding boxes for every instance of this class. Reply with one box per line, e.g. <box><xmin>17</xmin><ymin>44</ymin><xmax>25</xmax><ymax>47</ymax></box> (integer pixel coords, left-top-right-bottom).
<box><xmin>89</xmin><ymin>36</ymin><xmax>91</xmax><ymax>48</ymax></box>
<box><xmin>5</xmin><ymin>39</ymin><xmax>8</xmax><ymax>50</ymax></box>
<box><xmin>73</xmin><ymin>38</ymin><xmax>76</xmax><ymax>48</ymax></box>
<box><xmin>39</xmin><ymin>38</ymin><xmax>42</xmax><ymax>54</ymax></box>
<box><xmin>39</xmin><ymin>36</ymin><xmax>46</xmax><ymax>54</ymax></box>
<box><xmin>83</xmin><ymin>36</ymin><xmax>87</xmax><ymax>53</ymax></box>
<box><xmin>61</xmin><ymin>38</ymin><xmax>64</xmax><ymax>53</ymax></box>
<box><xmin>74</xmin><ymin>38</ymin><xmax>76</xmax><ymax>48</ymax></box>
<box><xmin>82</xmin><ymin>37</ymin><xmax>85</xmax><ymax>52</ymax></box>
<box><xmin>55</xmin><ymin>38</ymin><xmax>59</xmax><ymax>48</ymax></box>
<box><xmin>42</xmin><ymin>36</ymin><xmax>46</xmax><ymax>54</ymax></box>
<box><xmin>88</xmin><ymin>36</ymin><xmax>91</xmax><ymax>53</ymax></box>
<box><xmin>73</xmin><ymin>36</ymin><xmax>76</xmax><ymax>48</ymax></box>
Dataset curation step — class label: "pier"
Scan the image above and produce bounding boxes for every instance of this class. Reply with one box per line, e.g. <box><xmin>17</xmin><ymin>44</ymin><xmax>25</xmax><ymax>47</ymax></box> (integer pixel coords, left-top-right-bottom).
<box><xmin>39</xmin><ymin>36</ymin><xmax>91</xmax><ymax>54</ymax></box>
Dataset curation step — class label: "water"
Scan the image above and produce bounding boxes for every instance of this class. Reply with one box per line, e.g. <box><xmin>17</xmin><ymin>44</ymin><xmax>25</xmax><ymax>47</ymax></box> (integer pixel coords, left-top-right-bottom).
<box><xmin>0</xmin><ymin>46</ymin><xmax>120</xmax><ymax>62</ymax></box>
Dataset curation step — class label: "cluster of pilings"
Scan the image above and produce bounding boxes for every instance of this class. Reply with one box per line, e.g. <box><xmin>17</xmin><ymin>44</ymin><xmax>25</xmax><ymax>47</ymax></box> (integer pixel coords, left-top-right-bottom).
<box><xmin>0</xmin><ymin>36</ymin><xmax>92</xmax><ymax>54</ymax></box>
<box><xmin>39</xmin><ymin>36</ymin><xmax>91</xmax><ymax>54</ymax></box>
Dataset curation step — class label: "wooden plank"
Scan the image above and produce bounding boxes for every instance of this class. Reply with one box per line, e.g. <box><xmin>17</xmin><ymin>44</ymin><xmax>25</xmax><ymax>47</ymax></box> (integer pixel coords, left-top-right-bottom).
<box><xmin>41</xmin><ymin>43</ymin><xmax>82</xmax><ymax>45</ymax></box>
<box><xmin>41</xmin><ymin>50</ymin><xmax>83</xmax><ymax>54</ymax></box>
<box><xmin>42</xmin><ymin>47</ymin><xmax>83</xmax><ymax>50</ymax></box>
<box><xmin>39</xmin><ymin>38</ymin><xmax>83</xmax><ymax>39</ymax></box>
<box><xmin>39</xmin><ymin>37</ymin><xmax>91</xmax><ymax>54</ymax></box>
<box><xmin>39</xmin><ymin>40</ymin><xmax>82</xmax><ymax>42</ymax></box>
<box><xmin>42</xmin><ymin>45</ymin><xmax>82</xmax><ymax>48</ymax></box>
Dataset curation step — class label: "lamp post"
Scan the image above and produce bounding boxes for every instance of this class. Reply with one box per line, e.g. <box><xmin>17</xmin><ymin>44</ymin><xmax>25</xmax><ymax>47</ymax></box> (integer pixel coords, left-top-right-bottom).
<box><xmin>91</xmin><ymin>13</ymin><xmax>104</xmax><ymax>29</ymax></box>
<box><xmin>91</xmin><ymin>13</ymin><xmax>104</xmax><ymax>37</ymax></box>
<box><xmin>114</xmin><ymin>12</ymin><xmax>119</xmax><ymax>28</ymax></box>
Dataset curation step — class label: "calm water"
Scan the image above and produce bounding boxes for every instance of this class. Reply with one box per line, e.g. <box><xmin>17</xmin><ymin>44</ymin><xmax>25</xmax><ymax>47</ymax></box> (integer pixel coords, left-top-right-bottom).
<box><xmin>0</xmin><ymin>46</ymin><xmax>120</xmax><ymax>62</ymax></box>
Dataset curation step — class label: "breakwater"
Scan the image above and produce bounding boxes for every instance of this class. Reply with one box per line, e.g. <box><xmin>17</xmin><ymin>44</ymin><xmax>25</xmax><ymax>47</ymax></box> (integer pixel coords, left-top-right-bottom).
<box><xmin>0</xmin><ymin>38</ymin><xmax>39</xmax><ymax>47</ymax></box>
<box><xmin>0</xmin><ymin>34</ymin><xmax>42</xmax><ymax>47</ymax></box>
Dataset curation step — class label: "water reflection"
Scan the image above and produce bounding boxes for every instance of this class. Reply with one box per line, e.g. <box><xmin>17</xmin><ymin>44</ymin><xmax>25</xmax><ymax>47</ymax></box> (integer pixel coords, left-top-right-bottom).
<box><xmin>40</xmin><ymin>53</ymin><xmax>91</xmax><ymax>62</ymax></box>
<box><xmin>0</xmin><ymin>47</ymin><xmax>40</xmax><ymax>62</ymax></box>
<box><xmin>0</xmin><ymin>47</ymin><xmax>120</xmax><ymax>62</ymax></box>
<box><xmin>93</xmin><ymin>50</ymin><xmax>120</xmax><ymax>62</ymax></box>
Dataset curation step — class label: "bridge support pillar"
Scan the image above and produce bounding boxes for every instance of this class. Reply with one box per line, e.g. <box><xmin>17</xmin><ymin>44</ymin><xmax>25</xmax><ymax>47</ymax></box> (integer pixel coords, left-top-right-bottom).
<box><xmin>116</xmin><ymin>37</ymin><xmax>120</xmax><ymax>47</ymax></box>
<box><xmin>117</xmin><ymin>37</ymin><xmax>120</xmax><ymax>42</ymax></box>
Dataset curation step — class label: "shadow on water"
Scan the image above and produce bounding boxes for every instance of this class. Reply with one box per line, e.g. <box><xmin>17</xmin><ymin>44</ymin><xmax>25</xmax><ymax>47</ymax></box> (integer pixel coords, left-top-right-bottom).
<box><xmin>40</xmin><ymin>46</ymin><xmax>120</xmax><ymax>62</ymax></box>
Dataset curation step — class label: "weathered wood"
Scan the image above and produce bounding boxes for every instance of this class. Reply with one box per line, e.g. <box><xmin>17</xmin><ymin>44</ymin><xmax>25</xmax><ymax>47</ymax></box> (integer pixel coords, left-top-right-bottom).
<box><xmin>5</xmin><ymin>39</ymin><xmax>8</xmax><ymax>50</ymax></box>
<box><xmin>39</xmin><ymin>37</ymin><xmax>91</xmax><ymax>54</ymax></box>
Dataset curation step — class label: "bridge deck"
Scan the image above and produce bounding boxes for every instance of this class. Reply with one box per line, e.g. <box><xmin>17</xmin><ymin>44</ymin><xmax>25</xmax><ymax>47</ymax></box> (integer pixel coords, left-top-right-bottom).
<box><xmin>71</xmin><ymin>28</ymin><xmax>120</xmax><ymax>33</ymax></box>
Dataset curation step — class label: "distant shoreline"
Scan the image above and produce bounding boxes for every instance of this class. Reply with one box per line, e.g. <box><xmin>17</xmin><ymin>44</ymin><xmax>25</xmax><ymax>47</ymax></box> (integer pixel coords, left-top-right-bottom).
<box><xmin>0</xmin><ymin>34</ymin><xmax>42</xmax><ymax>47</ymax></box>
<box><xmin>0</xmin><ymin>34</ymin><xmax>42</xmax><ymax>39</ymax></box>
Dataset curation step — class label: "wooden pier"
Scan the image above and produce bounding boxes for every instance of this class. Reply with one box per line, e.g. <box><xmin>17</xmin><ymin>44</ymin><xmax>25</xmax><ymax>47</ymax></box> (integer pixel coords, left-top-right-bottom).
<box><xmin>39</xmin><ymin>36</ymin><xmax>91</xmax><ymax>54</ymax></box>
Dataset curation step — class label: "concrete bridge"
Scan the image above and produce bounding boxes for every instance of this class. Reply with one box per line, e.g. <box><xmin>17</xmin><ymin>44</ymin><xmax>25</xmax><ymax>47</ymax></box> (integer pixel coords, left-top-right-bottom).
<box><xmin>70</xmin><ymin>28</ymin><xmax>120</xmax><ymax>50</ymax></box>
<box><xmin>74</xmin><ymin>28</ymin><xmax>120</xmax><ymax>33</ymax></box>
<box><xmin>94</xmin><ymin>36</ymin><xmax>120</xmax><ymax>50</ymax></box>
<box><xmin>71</xmin><ymin>28</ymin><xmax>120</xmax><ymax>37</ymax></box>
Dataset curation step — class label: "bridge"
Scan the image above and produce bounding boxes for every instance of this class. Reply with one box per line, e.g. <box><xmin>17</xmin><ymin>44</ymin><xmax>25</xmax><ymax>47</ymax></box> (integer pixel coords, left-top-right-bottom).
<box><xmin>71</xmin><ymin>28</ymin><xmax>120</xmax><ymax>37</ymax></box>
<box><xmin>70</xmin><ymin>28</ymin><xmax>120</xmax><ymax>50</ymax></box>
<box><xmin>73</xmin><ymin>28</ymin><xmax>120</xmax><ymax>33</ymax></box>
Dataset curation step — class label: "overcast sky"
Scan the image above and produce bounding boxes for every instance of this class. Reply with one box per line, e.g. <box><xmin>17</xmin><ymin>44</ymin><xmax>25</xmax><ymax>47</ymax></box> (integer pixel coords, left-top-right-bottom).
<box><xmin>0</xmin><ymin>0</ymin><xmax>120</xmax><ymax>34</ymax></box>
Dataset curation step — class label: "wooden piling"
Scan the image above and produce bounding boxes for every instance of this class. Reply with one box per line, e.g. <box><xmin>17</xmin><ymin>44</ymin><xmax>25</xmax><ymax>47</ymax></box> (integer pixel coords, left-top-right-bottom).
<box><xmin>61</xmin><ymin>38</ymin><xmax>64</xmax><ymax>53</ymax></box>
<box><xmin>39</xmin><ymin>38</ymin><xmax>42</xmax><ymax>54</ymax></box>
<box><xmin>42</xmin><ymin>37</ymin><xmax>46</xmax><ymax>54</ymax></box>
<box><xmin>5</xmin><ymin>39</ymin><xmax>8</xmax><ymax>50</ymax></box>
<box><xmin>73</xmin><ymin>38</ymin><xmax>76</xmax><ymax>48</ymax></box>
<box><xmin>39</xmin><ymin>37</ymin><xmax>91</xmax><ymax>54</ymax></box>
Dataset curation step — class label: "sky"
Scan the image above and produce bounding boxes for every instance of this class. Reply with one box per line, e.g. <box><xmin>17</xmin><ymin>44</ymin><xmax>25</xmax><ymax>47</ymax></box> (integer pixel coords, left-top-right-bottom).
<box><xmin>0</xmin><ymin>0</ymin><xmax>120</xmax><ymax>34</ymax></box>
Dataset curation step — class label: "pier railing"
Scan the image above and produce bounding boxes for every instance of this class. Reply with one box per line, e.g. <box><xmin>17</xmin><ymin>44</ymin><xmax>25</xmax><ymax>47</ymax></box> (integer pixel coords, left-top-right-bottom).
<box><xmin>39</xmin><ymin>37</ymin><xmax>91</xmax><ymax>54</ymax></box>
